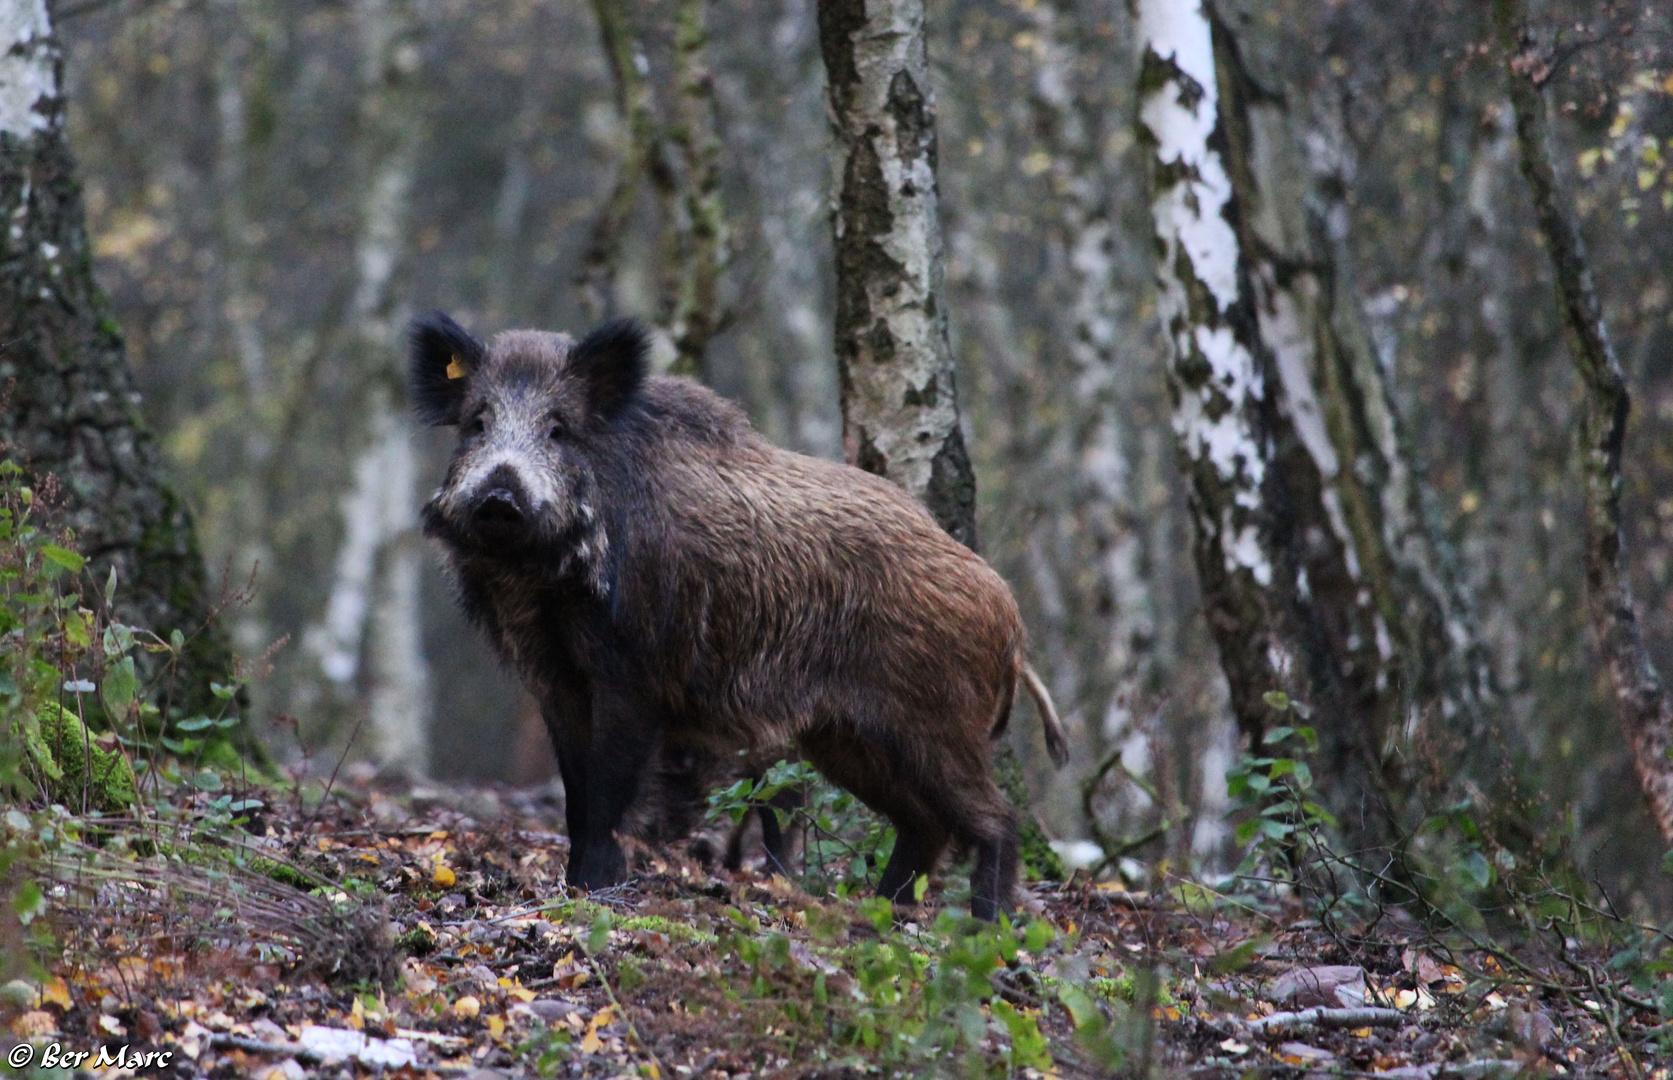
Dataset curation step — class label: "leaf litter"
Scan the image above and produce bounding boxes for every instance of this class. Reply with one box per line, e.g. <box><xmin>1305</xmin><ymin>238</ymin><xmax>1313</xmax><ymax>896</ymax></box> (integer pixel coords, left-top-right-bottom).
<box><xmin>5</xmin><ymin>774</ymin><xmax>1670</xmax><ymax>1078</ymax></box>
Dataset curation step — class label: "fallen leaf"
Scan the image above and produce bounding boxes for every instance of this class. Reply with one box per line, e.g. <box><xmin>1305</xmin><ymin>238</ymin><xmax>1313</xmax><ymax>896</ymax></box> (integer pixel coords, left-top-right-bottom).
<box><xmin>453</xmin><ymin>995</ymin><xmax>480</xmax><ymax>1019</ymax></box>
<box><xmin>11</xmin><ymin>1010</ymin><xmax>56</xmax><ymax>1037</ymax></box>
<box><xmin>1269</xmin><ymin>965</ymin><xmax>1366</xmax><ymax>1009</ymax></box>
<box><xmin>1278</xmin><ymin>1041</ymin><xmax>1334</xmax><ymax>1065</ymax></box>
<box><xmin>40</xmin><ymin>977</ymin><xmax>71</xmax><ymax>1011</ymax></box>
<box><xmin>433</xmin><ymin>864</ymin><xmax>456</xmax><ymax>887</ymax></box>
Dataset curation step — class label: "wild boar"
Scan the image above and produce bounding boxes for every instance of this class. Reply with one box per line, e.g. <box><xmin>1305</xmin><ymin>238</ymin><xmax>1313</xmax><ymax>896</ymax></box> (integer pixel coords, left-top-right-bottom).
<box><xmin>412</xmin><ymin>313</ymin><xmax>1067</xmax><ymax>920</ymax></box>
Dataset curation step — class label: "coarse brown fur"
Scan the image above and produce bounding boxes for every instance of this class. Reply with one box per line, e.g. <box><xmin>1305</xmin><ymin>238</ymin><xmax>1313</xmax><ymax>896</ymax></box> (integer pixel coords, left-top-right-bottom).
<box><xmin>411</xmin><ymin>314</ymin><xmax>1064</xmax><ymax>919</ymax></box>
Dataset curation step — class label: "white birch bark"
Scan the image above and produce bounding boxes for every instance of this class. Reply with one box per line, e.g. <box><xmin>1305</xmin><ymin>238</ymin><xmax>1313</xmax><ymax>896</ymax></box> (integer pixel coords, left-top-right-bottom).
<box><xmin>818</xmin><ymin>0</ymin><xmax>976</xmax><ymax>546</ymax></box>
<box><xmin>1137</xmin><ymin>0</ymin><xmax>1408</xmax><ymax>835</ymax></box>
<box><xmin>1027</xmin><ymin>0</ymin><xmax>1162</xmax><ymax>820</ymax></box>
<box><xmin>1136</xmin><ymin>0</ymin><xmax>1288</xmax><ymax>718</ymax></box>
<box><xmin>304</xmin><ymin>0</ymin><xmax>432</xmax><ymax>774</ymax></box>
<box><xmin>0</xmin><ymin>2</ymin><xmax>52</xmax><ymax>140</ymax></box>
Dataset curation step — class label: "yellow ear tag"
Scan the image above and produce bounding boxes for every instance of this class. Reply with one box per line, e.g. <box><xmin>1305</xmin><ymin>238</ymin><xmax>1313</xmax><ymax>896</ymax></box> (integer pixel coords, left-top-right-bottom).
<box><xmin>445</xmin><ymin>354</ymin><xmax>466</xmax><ymax>380</ymax></box>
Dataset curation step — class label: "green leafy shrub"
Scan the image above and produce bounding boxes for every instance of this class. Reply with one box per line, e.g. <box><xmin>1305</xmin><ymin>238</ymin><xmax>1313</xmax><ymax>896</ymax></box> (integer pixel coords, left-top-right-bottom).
<box><xmin>0</xmin><ymin>457</ymin><xmax>253</xmax><ymax>808</ymax></box>
<box><xmin>707</xmin><ymin>758</ymin><xmax>896</xmax><ymax>898</ymax></box>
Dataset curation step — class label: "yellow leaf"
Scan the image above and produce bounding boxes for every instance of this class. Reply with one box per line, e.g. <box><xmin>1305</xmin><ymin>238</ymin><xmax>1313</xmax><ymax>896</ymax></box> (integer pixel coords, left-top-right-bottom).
<box><xmin>509</xmin><ymin>987</ymin><xmax>536</xmax><ymax>1003</ymax></box>
<box><xmin>348</xmin><ymin>997</ymin><xmax>365</xmax><ymax>1030</ymax></box>
<box><xmin>580</xmin><ymin>1028</ymin><xmax>602</xmax><ymax>1054</ymax></box>
<box><xmin>453</xmin><ymin>995</ymin><xmax>480</xmax><ymax>1019</ymax></box>
<box><xmin>41</xmin><ymin>977</ymin><xmax>71</xmax><ymax>1011</ymax></box>
<box><xmin>433</xmin><ymin>865</ymin><xmax>456</xmax><ymax>887</ymax></box>
<box><xmin>1349</xmin><ymin>1027</ymin><xmax>1372</xmax><ymax>1037</ymax></box>
<box><xmin>488</xmin><ymin>1015</ymin><xmax>505</xmax><ymax>1039</ymax></box>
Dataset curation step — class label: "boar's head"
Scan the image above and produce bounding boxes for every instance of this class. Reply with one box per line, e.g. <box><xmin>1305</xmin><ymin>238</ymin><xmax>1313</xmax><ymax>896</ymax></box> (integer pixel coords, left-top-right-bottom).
<box><xmin>410</xmin><ymin>312</ymin><xmax>647</xmax><ymax>589</ymax></box>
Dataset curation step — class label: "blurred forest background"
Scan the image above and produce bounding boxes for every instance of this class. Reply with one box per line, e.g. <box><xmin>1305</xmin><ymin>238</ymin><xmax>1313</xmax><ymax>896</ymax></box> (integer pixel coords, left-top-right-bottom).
<box><xmin>49</xmin><ymin>0</ymin><xmax>1673</xmax><ymax>905</ymax></box>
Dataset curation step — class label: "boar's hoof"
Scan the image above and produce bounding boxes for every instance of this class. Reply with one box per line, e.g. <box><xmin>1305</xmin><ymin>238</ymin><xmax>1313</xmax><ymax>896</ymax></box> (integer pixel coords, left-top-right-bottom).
<box><xmin>570</xmin><ymin>843</ymin><xmax>628</xmax><ymax>891</ymax></box>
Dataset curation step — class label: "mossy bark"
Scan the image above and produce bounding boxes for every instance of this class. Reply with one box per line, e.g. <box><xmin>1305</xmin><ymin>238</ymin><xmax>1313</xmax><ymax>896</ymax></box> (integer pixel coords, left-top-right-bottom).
<box><xmin>31</xmin><ymin>702</ymin><xmax>136</xmax><ymax>813</ymax></box>
<box><xmin>0</xmin><ymin>4</ymin><xmax>234</xmax><ymax>721</ymax></box>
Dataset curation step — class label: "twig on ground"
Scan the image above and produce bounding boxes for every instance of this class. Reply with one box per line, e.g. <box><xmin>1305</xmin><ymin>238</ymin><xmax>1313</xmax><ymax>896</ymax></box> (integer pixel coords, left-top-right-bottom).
<box><xmin>1238</xmin><ymin>1006</ymin><xmax>1404</xmax><ymax>1035</ymax></box>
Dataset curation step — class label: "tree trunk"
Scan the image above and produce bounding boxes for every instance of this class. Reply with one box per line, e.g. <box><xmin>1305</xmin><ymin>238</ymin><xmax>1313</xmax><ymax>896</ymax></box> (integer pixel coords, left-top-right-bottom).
<box><xmin>1495</xmin><ymin>0</ymin><xmax>1673</xmax><ymax>841</ymax></box>
<box><xmin>816</xmin><ymin>0</ymin><xmax>976</xmax><ymax>549</ymax></box>
<box><xmin>1025</xmin><ymin>0</ymin><xmax>1167</xmax><ymax>847</ymax></box>
<box><xmin>304</xmin><ymin>0</ymin><xmax>432</xmax><ymax>775</ymax></box>
<box><xmin>1216</xmin><ymin>26</ymin><xmax>1511</xmax><ymax>812</ymax></box>
<box><xmin>210</xmin><ymin>0</ymin><xmax>276</xmax><ymax>666</ymax></box>
<box><xmin>0</xmin><ymin>0</ymin><xmax>232</xmax><ymax>713</ymax></box>
<box><xmin>1137</xmin><ymin>0</ymin><xmax>1406</xmax><ymax>836</ymax></box>
<box><xmin>666</xmin><ymin>0</ymin><xmax>728</xmax><ymax>380</ymax></box>
<box><xmin>577</xmin><ymin>0</ymin><xmax>667</xmax><ymax>326</ymax></box>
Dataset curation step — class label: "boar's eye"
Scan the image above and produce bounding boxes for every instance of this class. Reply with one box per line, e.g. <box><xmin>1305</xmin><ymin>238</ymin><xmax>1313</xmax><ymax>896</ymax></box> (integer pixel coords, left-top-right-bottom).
<box><xmin>547</xmin><ymin>422</ymin><xmax>566</xmax><ymax>442</ymax></box>
<box><xmin>464</xmin><ymin>414</ymin><xmax>486</xmax><ymax>438</ymax></box>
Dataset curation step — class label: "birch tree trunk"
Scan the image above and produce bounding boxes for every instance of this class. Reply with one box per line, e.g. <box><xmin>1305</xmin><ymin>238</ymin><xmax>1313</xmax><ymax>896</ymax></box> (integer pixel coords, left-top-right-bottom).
<box><xmin>816</xmin><ymin>0</ymin><xmax>976</xmax><ymax>548</ymax></box>
<box><xmin>1136</xmin><ymin>0</ymin><xmax>1405</xmax><ymax>835</ymax></box>
<box><xmin>1026</xmin><ymin>0</ymin><xmax>1166</xmax><ymax>844</ymax></box>
<box><xmin>1215</xmin><ymin>29</ymin><xmax>1509</xmax><ymax>805</ymax></box>
<box><xmin>304</xmin><ymin>0</ymin><xmax>432</xmax><ymax>775</ymax></box>
<box><xmin>0</xmin><ymin>0</ymin><xmax>233</xmax><ymax>712</ymax></box>
<box><xmin>1495</xmin><ymin>0</ymin><xmax>1673</xmax><ymax>841</ymax></box>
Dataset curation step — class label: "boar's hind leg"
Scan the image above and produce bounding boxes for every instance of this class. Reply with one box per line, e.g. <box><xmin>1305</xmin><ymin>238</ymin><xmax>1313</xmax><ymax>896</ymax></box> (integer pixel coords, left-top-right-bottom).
<box><xmin>959</xmin><ymin>789</ymin><xmax>1019</xmax><ymax>923</ymax></box>
<box><xmin>797</xmin><ymin>727</ymin><xmax>949</xmax><ymax>908</ymax></box>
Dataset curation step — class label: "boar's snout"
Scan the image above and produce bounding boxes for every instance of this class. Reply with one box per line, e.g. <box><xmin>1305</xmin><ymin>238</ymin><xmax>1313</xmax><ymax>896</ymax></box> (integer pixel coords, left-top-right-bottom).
<box><xmin>466</xmin><ymin>466</ymin><xmax>532</xmax><ymax>543</ymax></box>
<box><xmin>475</xmin><ymin>487</ymin><xmax>524</xmax><ymax>526</ymax></box>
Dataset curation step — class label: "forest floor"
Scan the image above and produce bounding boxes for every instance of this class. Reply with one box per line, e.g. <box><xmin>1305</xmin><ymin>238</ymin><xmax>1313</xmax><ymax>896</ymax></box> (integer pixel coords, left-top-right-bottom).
<box><xmin>10</xmin><ymin>775</ymin><xmax>1670</xmax><ymax>1079</ymax></box>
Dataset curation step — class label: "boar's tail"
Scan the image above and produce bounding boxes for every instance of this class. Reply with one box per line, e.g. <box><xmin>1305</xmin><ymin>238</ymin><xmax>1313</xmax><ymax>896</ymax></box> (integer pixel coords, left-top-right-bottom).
<box><xmin>993</xmin><ymin>659</ymin><xmax>1069</xmax><ymax>769</ymax></box>
<box><xmin>1022</xmin><ymin>664</ymin><xmax>1070</xmax><ymax>768</ymax></box>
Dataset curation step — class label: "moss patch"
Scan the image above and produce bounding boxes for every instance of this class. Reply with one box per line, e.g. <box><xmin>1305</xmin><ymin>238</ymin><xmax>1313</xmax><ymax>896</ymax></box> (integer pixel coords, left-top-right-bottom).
<box><xmin>32</xmin><ymin>701</ymin><xmax>137</xmax><ymax>812</ymax></box>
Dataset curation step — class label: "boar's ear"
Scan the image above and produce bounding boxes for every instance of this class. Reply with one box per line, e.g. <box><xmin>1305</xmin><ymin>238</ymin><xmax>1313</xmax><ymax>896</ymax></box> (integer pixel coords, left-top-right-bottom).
<box><xmin>409</xmin><ymin>311</ymin><xmax>484</xmax><ymax>426</ymax></box>
<box><xmin>568</xmin><ymin>318</ymin><xmax>649</xmax><ymax>421</ymax></box>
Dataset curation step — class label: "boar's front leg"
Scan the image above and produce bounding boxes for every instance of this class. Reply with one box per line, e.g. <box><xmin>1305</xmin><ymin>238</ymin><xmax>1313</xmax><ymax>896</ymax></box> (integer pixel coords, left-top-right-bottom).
<box><xmin>567</xmin><ymin>690</ymin><xmax>659</xmax><ymax>890</ymax></box>
<box><xmin>538</xmin><ymin>683</ymin><xmax>593</xmax><ymax>881</ymax></box>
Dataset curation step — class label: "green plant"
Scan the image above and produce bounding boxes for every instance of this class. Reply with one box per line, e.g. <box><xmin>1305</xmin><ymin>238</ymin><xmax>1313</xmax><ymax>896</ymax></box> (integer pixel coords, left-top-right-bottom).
<box><xmin>718</xmin><ymin>898</ymin><xmax>1062</xmax><ymax>1077</ymax></box>
<box><xmin>512</xmin><ymin>1025</ymin><xmax>574</xmax><ymax>1078</ymax></box>
<box><xmin>706</xmin><ymin>758</ymin><xmax>895</xmax><ymax>897</ymax></box>
<box><xmin>1225</xmin><ymin>692</ymin><xmax>1337</xmax><ymax>879</ymax></box>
